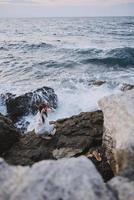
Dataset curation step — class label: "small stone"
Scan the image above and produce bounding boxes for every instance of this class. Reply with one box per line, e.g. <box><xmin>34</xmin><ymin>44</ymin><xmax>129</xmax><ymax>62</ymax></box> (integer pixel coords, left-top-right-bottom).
<box><xmin>92</xmin><ymin>80</ymin><xmax>106</xmax><ymax>86</ymax></box>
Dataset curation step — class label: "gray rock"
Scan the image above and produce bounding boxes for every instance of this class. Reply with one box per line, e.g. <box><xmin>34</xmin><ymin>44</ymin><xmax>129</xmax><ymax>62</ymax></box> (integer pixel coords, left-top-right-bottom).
<box><xmin>99</xmin><ymin>89</ymin><xmax>134</xmax><ymax>174</ymax></box>
<box><xmin>0</xmin><ymin>158</ymin><xmax>28</xmax><ymax>200</ymax></box>
<box><xmin>0</xmin><ymin>157</ymin><xmax>114</xmax><ymax>200</ymax></box>
<box><xmin>108</xmin><ymin>174</ymin><xmax>134</xmax><ymax>200</ymax></box>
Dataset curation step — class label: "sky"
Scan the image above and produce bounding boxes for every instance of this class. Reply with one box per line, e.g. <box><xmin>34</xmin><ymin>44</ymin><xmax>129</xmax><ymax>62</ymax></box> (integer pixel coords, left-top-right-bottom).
<box><xmin>0</xmin><ymin>0</ymin><xmax>134</xmax><ymax>17</ymax></box>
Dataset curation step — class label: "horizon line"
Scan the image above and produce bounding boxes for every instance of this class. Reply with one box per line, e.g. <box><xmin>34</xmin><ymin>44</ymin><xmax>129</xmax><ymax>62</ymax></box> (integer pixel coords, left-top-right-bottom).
<box><xmin>0</xmin><ymin>15</ymin><xmax>133</xmax><ymax>19</ymax></box>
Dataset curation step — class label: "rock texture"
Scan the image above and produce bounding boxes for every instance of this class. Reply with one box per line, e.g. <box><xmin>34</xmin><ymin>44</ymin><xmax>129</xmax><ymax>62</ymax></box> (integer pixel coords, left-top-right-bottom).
<box><xmin>108</xmin><ymin>172</ymin><xmax>134</xmax><ymax>200</ymax></box>
<box><xmin>2</xmin><ymin>110</ymin><xmax>113</xmax><ymax>181</ymax></box>
<box><xmin>0</xmin><ymin>113</ymin><xmax>20</xmax><ymax>156</ymax></box>
<box><xmin>4</xmin><ymin>111</ymin><xmax>103</xmax><ymax>165</ymax></box>
<box><xmin>99</xmin><ymin>89</ymin><xmax>134</xmax><ymax>174</ymax></box>
<box><xmin>0</xmin><ymin>156</ymin><xmax>114</xmax><ymax>200</ymax></box>
<box><xmin>3</xmin><ymin>86</ymin><xmax>58</xmax><ymax>123</ymax></box>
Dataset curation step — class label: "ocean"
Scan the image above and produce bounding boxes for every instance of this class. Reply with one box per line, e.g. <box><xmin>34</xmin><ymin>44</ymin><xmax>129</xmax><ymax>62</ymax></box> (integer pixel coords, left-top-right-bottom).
<box><xmin>0</xmin><ymin>17</ymin><xmax>134</xmax><ymax>129</ymax></box>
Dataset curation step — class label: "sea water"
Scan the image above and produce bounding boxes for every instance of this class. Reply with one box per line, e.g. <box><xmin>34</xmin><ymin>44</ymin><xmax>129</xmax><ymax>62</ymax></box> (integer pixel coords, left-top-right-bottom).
<box><xmin>0</xmin><ymin>17</ymin><xmax>134</xmax><ymax>129</ymax></box>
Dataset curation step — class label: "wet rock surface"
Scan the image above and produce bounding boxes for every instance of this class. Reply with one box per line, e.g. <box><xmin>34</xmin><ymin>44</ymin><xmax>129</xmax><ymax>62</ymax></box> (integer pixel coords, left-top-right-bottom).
<box><xmin>120</xmin><ymin>83</ymin><xmax>134</xmax><ymax>92</ymax></box>
<box><xmin>3</xmin><ymin>86</ymin><xmax>58</xmax><ymax>123</ymax></box>
<box><xmin>88</xmin><ymin>79</ymin><xmax>106</xmax><ymax>87</ymax></box>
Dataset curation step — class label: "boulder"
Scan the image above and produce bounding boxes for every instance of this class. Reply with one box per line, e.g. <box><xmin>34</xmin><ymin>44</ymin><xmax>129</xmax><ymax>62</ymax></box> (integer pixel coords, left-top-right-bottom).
<box><xmin>0</xmin><ymin>113</ymin><xmax>20</xmax><ymax>156</ymax></box>
<box><xmin>2</xmin><ymin>110</ymin><xmax>113</xmax><ymax>181</ymax></box>
<box><xmin>4</xmin><ymin>111</ymin><xmax>103</xmax><ymax>166</ymax></box>
<box><xmin>5</xmin><ymin>86</ymin><xmax>58</xmax><ymax>123</ymax></box>
<box><xmin>99</xmin><ymin>89</ymin><xmax>134</xmax><ymax>174</ymax></box>
<box><xmin>0</xmin><ymin>157</ymin><xmax>114</xmax><ymax>200</ymax></box>
<box><xmin>108</xmin><ymin>169</ymin><xmax>134</xmax><ymax>200</ymax></box>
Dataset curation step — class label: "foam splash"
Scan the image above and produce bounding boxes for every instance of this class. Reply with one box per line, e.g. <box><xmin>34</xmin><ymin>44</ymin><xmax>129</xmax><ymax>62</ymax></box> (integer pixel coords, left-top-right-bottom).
<box><xmin>27</xmin><ymin>83</ymin><xmax>120</xmax><ymax>132</ymax></box>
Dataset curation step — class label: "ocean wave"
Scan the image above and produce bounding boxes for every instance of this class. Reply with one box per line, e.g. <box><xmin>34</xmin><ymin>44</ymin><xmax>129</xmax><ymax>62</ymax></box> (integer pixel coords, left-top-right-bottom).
<box><xmin>23</xmin><ymin>42</ymin><xmax>54</xmax><ymax>50</ymax></box>
<box><xmin>2</xmin><ymin>41</ymin><xmax>54</xmax><ymax>51</ymax></box>
<box><xmin>33</xmin><ymin>60</ymin><xmax>79</xmax><ymax>68</ymax></box>
<box><xmin>0</xmin><ymin>46</ymin><xmax>8</xmax><ymax>51</ymax></box>
<box><xmin>77</xmin><ymin>47</ymin><xmax>134</xmax><ymax>67</ymax></box>
<box><xmin>121</xmin><ymin>22</ymin><xmax>134</xmax><ymax>26</ymax></box>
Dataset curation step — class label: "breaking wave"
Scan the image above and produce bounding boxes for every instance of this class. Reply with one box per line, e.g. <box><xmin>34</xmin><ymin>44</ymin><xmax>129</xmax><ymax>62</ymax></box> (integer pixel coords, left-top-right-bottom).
<box><xmin>77</xmin><ymin>47</ymin><xmax>134</xmax><ymax>67</ymax></box>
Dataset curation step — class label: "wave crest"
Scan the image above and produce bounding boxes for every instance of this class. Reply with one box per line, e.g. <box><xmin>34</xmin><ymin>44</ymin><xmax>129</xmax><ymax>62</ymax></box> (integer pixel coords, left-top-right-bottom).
<box><xmin>78</xmin><ymin>47</ymin><xmax>134</xmax><ymax>67</ymax></box>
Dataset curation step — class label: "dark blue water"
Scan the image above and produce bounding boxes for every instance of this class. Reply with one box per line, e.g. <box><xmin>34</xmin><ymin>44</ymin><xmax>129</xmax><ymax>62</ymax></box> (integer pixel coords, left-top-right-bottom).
<box><xmin>0</xmin><ymin>17</ymin><xmax>134</xmax><ymax>122</ymax></box>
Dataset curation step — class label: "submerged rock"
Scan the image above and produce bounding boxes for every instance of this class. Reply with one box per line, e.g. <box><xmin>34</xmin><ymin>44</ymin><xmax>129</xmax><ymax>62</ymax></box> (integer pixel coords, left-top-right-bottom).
<box><xmin>0</xmin><ymin>113</ymin><xmax>20</xmax><ymax>156</ymax></box>
<box><xmin>0</xmin><ymin>157</ymin><xmax>114</xmax><ymax>200</ymax></box>
<box><xmin>88</xmin><ymin>80</ymin><xmax>106</xmax><ymax>87</ymax></box>
<box><xmin>5</xmin><ymin>86</ymin><xmax>58</xmax><ymax>123</ymax></box>
<box><xmin>120</xmin><ymin>83</ymin><xmax>134</xmax><ymax>92</ymax></box>
<box><xmin>99</xmin><ymin>89</ymin><xmax>134</xmax><ymax>174</ymax></box>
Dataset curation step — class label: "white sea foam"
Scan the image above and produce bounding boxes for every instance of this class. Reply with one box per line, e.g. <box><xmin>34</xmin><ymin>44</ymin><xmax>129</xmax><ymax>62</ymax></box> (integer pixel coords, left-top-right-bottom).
<box><xmin>27</xmin><ymin>83</ymin><xmax>120</xmax><ymax>132</ymax></box>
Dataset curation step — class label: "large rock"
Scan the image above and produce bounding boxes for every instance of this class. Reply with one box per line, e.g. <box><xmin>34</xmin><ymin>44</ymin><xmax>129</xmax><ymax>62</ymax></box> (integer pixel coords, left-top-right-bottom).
<box><xmin>99</xmin><ymin>89</ymin><xmax>134</xmax><ymax>174</ymax></box>
<box><xmin>0</xmin><ymin>156</ymin><xmax>114</xmax><ymax>200</ymax></box>
<box><xmin>4</xmin><ymin>86</ymin><xmax>58</xmax><ymax>123</ymax></box>
<box><xmin>0</xmin><ymin>113</ymin><xmax>20</xmax><ymax>156</ymax></box>
<box><xmin>108</xmin><ymin>169</ymin><xmax>134</xmax><ymax>200</ymax></box>
<box><xmin>4</xmin><ymin>111</ymin><xmax>103</xmax><ymax>166</ymax></box>
<box><xmin>2</xmin><ymin>110</ymin><xmax>113</xmax><ymax>181</ymax></box>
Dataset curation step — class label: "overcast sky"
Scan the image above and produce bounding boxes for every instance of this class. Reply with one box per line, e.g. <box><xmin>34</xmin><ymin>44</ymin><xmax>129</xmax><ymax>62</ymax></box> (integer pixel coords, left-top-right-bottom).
<box><xmin>0</xmin><ymin>0</ymin><xmax>134</xmax><ymax>17</ymax></box>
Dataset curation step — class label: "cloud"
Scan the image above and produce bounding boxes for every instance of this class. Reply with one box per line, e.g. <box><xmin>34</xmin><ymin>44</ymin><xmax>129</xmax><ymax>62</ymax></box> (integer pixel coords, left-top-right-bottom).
<box><xmin>0</xmin><ymin>0</ymin><xmax>134</xmax><ymax>6</ymax></box>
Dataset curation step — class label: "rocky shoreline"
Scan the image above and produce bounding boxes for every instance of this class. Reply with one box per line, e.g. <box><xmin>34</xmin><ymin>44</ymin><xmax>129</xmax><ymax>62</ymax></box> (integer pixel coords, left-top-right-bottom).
<box><xmin>0</xmin><ymin>85</ymin><xmax>134</xmax><ymax>200</ymax></box>
<box><xmin>0</xmin><ymin>110</ymin><xmax>113</xmax><ymax>182</ymax></box>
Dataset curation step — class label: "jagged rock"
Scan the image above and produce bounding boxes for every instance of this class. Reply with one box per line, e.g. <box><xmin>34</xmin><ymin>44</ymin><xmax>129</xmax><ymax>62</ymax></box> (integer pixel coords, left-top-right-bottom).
<box><xmin>84</xmin><ymin>147</ymin><xmax>114</xmax><ymax>182</ymax></box>
<box><xmin>0</xmin><ymin>157</ymin><xmax>114</xmax><ymax>200</ymax></box>
<box><xmin>4</xmin><ymin>111</ymin><xmax>103</xmax><ymax>166</ymax></box>
<box><xmin>120</xmin><ymin>83</ymin><xmax>134</xmax><ymax>92</ymax></box>
<box><xmin>5</xmin><ymin>86</ymin><xmax>58</xmax><ymax>122</ymax></box>
<box><xmin>2</xmin><ymin>111</ymin><xmax>113</xmax><ymax>181</ymax></box>
<box><xmin>0</xmin><ymin>93</ymin><xmax>15</xmax><ymax>104</ymax></box>
<box><xmin>108</xmin><ymin>169</ymin><xmax>134</xmax><ymax>200</ymax></box>
<box><xmin>0</xmin><ymin>113</ymin><xmax>20</xmax><ymax>156</ymax></box>
<box><xmin>99</xmin><ymin>89</ymin><xmax>134</xmax><ymax>174</ymax></box>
